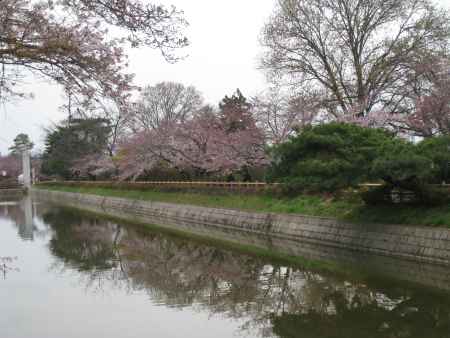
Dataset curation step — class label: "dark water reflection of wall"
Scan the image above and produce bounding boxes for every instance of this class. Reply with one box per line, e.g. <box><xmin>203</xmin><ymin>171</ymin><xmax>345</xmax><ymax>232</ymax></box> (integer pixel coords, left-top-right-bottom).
<box><xmin>36</xmin><ymin>207</ymin><xmax>450</xmax><ymax>338</ymax></box>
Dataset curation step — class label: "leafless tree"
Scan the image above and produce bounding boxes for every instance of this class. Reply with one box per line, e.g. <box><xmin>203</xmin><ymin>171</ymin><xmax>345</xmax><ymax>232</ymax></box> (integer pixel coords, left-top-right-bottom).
<box><xmin>72</xmin><ymin>95</ymin><xmax>133</xmax><ymax>156</ymax></box>
<box><xmin>130</xmin><ymin>82</ymin><xmax>204</xmax><ymax>132</ymax></box>
<box><xmin>252</xmin><ymin>86</ymin><xmax>321</xmax><ymax>144</ymax></box>
<box><xmin>261</xmin><ymin>0</ymin><xmax>450</xmax><ymax>121</ymax></box>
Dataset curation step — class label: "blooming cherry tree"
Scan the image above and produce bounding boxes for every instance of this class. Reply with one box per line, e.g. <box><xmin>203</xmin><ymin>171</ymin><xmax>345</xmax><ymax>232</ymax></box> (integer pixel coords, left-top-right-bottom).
<box><xmin>118</xmin><ymin>106</ymin><xmax>268</xmax><ymax>180</ymax></box>
<box><xmin>403</xmin><ymin>58</ymin><xmax>450</xmax><ymax>137</ymax></box>
<box><xmin>0</xmin><ymin>0</ymin><xmax>187</xmax><ymax>104</ymax></box>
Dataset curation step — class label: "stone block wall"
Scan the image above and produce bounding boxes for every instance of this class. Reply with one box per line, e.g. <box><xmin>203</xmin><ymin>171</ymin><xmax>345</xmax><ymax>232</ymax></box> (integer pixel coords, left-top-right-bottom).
<box><xmin>32</xmin><ymin>189</ymin><xmax>450</xmax><ymax>266</ymax></box>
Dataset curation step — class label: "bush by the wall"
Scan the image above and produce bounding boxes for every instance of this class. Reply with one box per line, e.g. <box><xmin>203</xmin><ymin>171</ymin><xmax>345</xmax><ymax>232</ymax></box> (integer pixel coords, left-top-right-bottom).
<box><xmin>417</xmin><ymin>135</ymin><xmax>450</xmax><ymax>184</ymax></box>
<box><xmin>371</xmin><ymin>140</ymin><xmax>433</xmax><ymax>189</ymax></box>
<box><xmin>363</xmin><ymin>138</ymin><xmax>450</xmax><ymax>205</ymax></box>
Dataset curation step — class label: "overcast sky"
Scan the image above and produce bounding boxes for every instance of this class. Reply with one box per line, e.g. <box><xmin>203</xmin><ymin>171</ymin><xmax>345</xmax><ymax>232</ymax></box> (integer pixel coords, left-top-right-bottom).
<box><xmin>0</xmin><ymin>0</ymin><xmax>449</xmax><ymax>154</ymax></box>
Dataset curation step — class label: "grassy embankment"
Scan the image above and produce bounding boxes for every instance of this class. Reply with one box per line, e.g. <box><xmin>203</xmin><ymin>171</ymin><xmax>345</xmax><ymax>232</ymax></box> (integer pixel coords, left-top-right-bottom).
<box><xmin>36</xmin><ymin>184</ymin><xmax>450</xmax><ymax>227</ymax></box>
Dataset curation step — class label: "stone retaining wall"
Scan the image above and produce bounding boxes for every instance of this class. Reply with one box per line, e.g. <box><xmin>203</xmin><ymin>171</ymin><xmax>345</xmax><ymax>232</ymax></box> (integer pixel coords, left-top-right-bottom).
<box><xmin>32</xmin><ymin>189</ymin><xmax>450</xmax><ymax>268</ymax></box>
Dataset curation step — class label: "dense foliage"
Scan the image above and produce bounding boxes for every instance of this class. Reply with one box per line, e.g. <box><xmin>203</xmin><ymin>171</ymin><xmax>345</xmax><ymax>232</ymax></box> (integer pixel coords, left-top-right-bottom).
<box><xmin>371</xmin><ymin>141</ymin><xmax>433</xmax><ymax>189</ymax></box>
<box><xmin>268</xmin><ymin>123</ymin><xmax>395</xmax><ymax>192</ymax></box>
<box><xmin>268</xmin><ymin>123</ymin><xmax>450</xmax><ymax>204</ymax></box>
<box><xmin>41</xmin><ymin>118</ymin><xmax>111</xmax><ymax>179</ymax></box>
<box><xmin>8</xmin><ymin>134</ymin><xmax>34</xmax><ymax>154</ymax></box>
<box><xmin>417</xmin><ymin>136</ymin><xmax>450</xmax><ymax>184</ymax></box>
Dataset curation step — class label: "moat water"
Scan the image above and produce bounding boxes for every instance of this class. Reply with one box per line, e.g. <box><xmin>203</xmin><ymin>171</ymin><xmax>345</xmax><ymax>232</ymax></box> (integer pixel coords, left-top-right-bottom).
<box><xmin>1</xmin><ymin>195</ymin><xmax>449</xmax><ymax>338</ymax></box>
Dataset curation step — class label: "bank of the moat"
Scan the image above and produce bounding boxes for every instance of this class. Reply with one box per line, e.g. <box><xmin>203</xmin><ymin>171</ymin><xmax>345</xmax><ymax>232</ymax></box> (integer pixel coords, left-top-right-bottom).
<box><xmin>32</xmin><ymin>189</ymin><xmax>450</xmax><ymax>291</ymax></box>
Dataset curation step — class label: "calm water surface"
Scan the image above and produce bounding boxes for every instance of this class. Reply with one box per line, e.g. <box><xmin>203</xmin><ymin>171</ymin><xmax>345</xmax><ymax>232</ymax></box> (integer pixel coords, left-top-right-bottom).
<box><xmin>1</xmin><ymin>196</ymin><xmax>450</xmax><ymax>338</ymax></box>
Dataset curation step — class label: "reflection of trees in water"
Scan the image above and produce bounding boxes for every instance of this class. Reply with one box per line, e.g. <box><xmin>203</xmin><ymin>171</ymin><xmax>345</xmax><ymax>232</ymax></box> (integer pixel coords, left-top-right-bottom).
<box><xmin>0</xmin><ymin>201</ymin><xmax>25</xmax><ymax>227</ymax></box>
<box><xmin>272</xmin><ymin>293</ymin><xmax>450</xmax><ymax>338</ymax></box>
<box><xmin>0</xmin><ymin>197</ymin><xmax>50</xmax><ymax>241</ymax></box>
<box><xmin>44</xmin><ymin>208</ymin><xmax>450</xmax><ymax>338</ymax></box>
<box><xmin>43</xmin><ymin>209</ymin><xmax>128</xmax><ymax>292</ymax></box>
<box><xmin>0</xmin><ymin>256</ymin><xmax>18</xmax><ymax>279</ymax></box>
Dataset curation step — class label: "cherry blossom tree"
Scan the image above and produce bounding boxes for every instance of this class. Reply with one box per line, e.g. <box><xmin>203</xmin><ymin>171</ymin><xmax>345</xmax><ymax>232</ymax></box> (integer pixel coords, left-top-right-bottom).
<box><xmin>118</xmin><ymin>102</ymin><xmax>268</xmax><ymax>180</ymax></box>
<box><xmin>116</xmin><ymin>123</ymin><xmax>175</xmax><ymax>180</ymax></box>
<box><xmin>72</xmin><ymin>153</ymin><xmax>117</xmax><ymax>179</ymax></box>
<box><xmin>402</xmin><ymin>58</ymin><xmax>450</xmax><ymax>137</ymax></box>
<box><xmin>173</xmin><ymin>109</ymin><xmax>267</xmax><ymax>175</ymax></box>
<box><xmin>0</xmin><ymin>0</ymin><xmax>188</xmax><ymax>104</ymax></box>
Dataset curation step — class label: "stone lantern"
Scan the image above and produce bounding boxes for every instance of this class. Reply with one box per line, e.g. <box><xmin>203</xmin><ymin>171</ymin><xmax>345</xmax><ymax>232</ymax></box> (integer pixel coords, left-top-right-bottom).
<box><xmin>17</xmin><ymin>143</ymin><xmax>32</xmax><ymax>189</ymax></box>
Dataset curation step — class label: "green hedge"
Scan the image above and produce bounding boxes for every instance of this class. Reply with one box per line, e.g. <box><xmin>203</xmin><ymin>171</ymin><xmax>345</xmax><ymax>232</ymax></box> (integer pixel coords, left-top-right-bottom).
<box><xmin>267</xmin><ymin>123</ymin><xmax>450</xmax><ymax>204</ymax></box>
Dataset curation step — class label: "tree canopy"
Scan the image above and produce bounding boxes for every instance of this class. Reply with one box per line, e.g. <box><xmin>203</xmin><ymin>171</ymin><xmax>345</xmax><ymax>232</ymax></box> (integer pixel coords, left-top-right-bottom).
<box><xmin>118</xmin><ymin>89</ymin><xmax>267</xmax><ymax>180</ymax></box>
<box><xmin>41</xmin><ymin>118</ymin><xmax>111</xmax><ymax>179</ymax></box>
<box><xmin>130</xmin><ymin>82</ymin><xmax>204</xmax><ymax>132</ymax></box>
<box><xmin>8</xmin><ymin>133</ymin><xmax>34</xmax><ymax>154</ymax></box>
<box><xmin>261</xmin><ymin>0</ymin><xmax>450</xmax><ymax>128</ymax></box>
<box><xmin>0</xmin><ymin>0</ymin><xmax>188</xmax><ymax>105</ymax></box>
<box><xmin>268</xmin><ymin>123</ymin><xmax>396</xmax><ymax>192</ymax></box>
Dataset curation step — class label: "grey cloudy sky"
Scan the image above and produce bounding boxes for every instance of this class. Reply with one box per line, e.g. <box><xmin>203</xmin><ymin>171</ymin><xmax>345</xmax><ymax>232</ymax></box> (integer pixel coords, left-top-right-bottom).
<box><xmin>0</xmin><ymin>0</ymin><xmax>449</xmax><ymax>154</ymax></box>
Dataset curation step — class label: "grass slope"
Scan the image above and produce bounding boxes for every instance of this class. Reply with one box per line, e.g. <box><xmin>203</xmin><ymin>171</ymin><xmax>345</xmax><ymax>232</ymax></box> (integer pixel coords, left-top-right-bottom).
<box><xmin>36</xmin><ymin>185</ymin><xmax>450</xmax><ymax>227</ymax></box>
